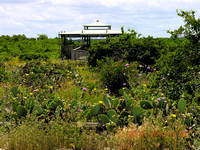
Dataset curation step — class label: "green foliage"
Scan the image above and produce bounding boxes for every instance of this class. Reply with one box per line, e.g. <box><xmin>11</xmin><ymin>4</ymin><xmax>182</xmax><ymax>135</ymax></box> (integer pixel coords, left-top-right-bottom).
<box><xmin>37</xmin><ymin>34</ymin><xmax>48</xmax><ymax>40</ymax></box>
<box><xmin>0</xmin><ymin>61</ymin><xmax>9</xmax><ymax>81</ymax></box>
<box><xmin>0</xmin><ymin>34</ymin><xmax>60</xmax><ymax>60</ymax></box>
<box><xmin>10</xmin><ymin>86</ymin><xmax>20</xmax><ymax>97</ymax></box>
<box><xmin>1</xmin><ymin>11</ymin><xmax>200</xmax><ymax>148</ymax></box>
<box><xmin>33</xmin><ymin>105</ymin><xmax>43</xmax><ymax>115</ymax></box>
<box><xmin>103</xmin><ymin>94</ymin><xmax>112</xmax><ymax>109</ymax></box>
<box><xmin>106</xmin><ymin>109</ymin><xmax>119</xmax><ymax>122</ymax></box>
<box><xmin>98</xmin><ymin>114</ymin><xmax>111</xmax><ymax>124</ymax></box>
<box><xmin>106</xmin><ymin>122</ymin><xmax>117</xmax><ymax>131</ymax></box>
<box><xmin>19</xmin><ymin>52</ymin><xmax>49</xmax><ymax>60</ymax></box>
<box><xmin>178</xmin><ymin>98</ymin><xmax>186</xmax><ymax>113</ymax></box>
<box><xmin>17</xmin><ymin>105</ymin><xmax>27</xmax><ymax>118</ymax></box>
<box><xmin>90</xmin><ymin>104</ymin><xmax>100</xmax><ymax>116</ymax></box>
<box><xmin>168</xmin><ymin>9</ymin><xmax>200</xmax><ymax>46</ymax></box>
<box><xmin>132</xmin><ymin>105</ymin><xmax>144</xmax><ymax>124</ymax></box>
<box><xmin>88</xmin><ymin>33</ymin><xmax>171</xmax><ymax>67</ymax></box>
<box><xmin>99</xmin><ymin>60</ymin><xmax>139</xmax><ymax>95</ymax></box>
<box><xmin>0</xmin><ymin>58</ymin><xmax>200</xmax><ymax>149</ymax></box>
<box><xmin>154</xmin><ymin>10</ymin><xmax>200</xmax><ymax>102</ymax></box>
<box><xmin>140</xmin><ymin>100</ymin><xmax>153</xmax><ymax>109</ymax></box>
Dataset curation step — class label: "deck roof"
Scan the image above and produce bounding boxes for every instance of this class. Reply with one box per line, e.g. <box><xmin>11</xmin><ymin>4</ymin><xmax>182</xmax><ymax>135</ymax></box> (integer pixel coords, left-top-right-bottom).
<box><xmin>58</xmin><ymin>20</ymin><xmax>122</xmax><ymax>37</ymax></box>
<box><xmin>83</xmin><ymin>20</ymin><xmax>111</xmax><ymax>27</ymax></box>
<box><xmin>58</xmin><ymin>29</ymin><xmax>122</xmax><ymax>37</ymax></box>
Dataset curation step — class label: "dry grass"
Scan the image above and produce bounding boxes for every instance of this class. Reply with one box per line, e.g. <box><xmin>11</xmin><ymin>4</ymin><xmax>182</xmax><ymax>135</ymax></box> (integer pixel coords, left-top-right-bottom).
<box><xmin>111</xmin><ymin>117</ymin><xmax>188</xmax><ymax>150</ymax></box>
<box><xmin>0</xmin><ymin>119</ymin><xmax>111</xmax><ymax>150</ymax></box>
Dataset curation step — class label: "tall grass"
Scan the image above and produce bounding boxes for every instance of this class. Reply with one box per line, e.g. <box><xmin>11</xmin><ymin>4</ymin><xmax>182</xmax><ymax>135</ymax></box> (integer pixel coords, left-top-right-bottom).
<box><xmin>0</xmin><ymin>118</ymin><xmax>111</xmax><ymax>150</ymax></box>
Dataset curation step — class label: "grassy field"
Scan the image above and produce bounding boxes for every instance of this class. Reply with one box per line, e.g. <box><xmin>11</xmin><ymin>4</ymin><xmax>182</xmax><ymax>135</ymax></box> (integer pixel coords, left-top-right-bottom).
<box><xmin>0</xmin><ymin>57</ymin><xmax>199</xmax><ymax>150</ymax></box>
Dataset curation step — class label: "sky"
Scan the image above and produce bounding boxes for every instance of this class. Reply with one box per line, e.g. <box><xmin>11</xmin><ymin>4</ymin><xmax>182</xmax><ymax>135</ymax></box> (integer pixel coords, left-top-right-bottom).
<box><xmin>0</xmin><ymin>0</ymin><xmax>200</xmax><ymax>38</ymax></box>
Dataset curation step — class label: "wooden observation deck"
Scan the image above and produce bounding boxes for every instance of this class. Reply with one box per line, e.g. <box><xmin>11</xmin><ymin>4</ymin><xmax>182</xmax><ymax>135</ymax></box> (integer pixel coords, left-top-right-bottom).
<box><xmin>58</xmin><ymin>20</ymin><xmax>122</xmax><ymax>60</ymax></box>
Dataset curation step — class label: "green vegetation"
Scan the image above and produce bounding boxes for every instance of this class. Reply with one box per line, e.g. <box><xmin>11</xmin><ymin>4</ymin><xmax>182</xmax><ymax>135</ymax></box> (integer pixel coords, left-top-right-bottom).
<box><xmin>0</xmin><ymin>34</ymin><xmax>60</xmax><ymax>60</ymax></box>
<box><xmin>0</xmin><ymin>10</ymin><xmax>200</xmax><ymax>149</ymax></box>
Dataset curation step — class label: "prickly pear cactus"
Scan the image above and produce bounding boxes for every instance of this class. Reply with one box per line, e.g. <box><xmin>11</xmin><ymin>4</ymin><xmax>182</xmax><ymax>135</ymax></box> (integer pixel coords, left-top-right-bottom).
<box><xmin>103</xmin><ymin>95</ymin><xmax>112</xmax><ymax>109</ymax></box>
<box><xmin>178</xmin><ymin>98</ymin><xmax>186</xmax><ymax>113</ymax></box>
<box><xmin>17</xmin><ymin>105</ymin><xmax>27</xmax><ymax>118</ymax></box>
<box><xmin>11</xmin><ymin>86</ymin><xmax>20</xmax><ymax>97</ymax></box>
<box><xmin>85</xmin><ymin>104</ymin><xmax>100</xmax><ymax>120</ymax></box>
<box><xmin>106</xmin><ymin>109</ymin><xmax>119</xmax><ymax>122</ymax></box>
<box><xmin>140</xmin><ymin>100</ymin><xmax>153</xmax><ymax>109</ymax></box>
<box><xmin>133</xmin><ymin>106</ymin><xmax>142</xmax><ymax>118</ymax></box>
<box><xmin>106</xmin><ymin>122</ymin><xmax>117</xmax><ymax>131</ymax></box>
<box><xmin>98</xmin><ymin>114</ymin><xmax>111</xmax><ymax>124</ymax></box>
<box><xmin>33</xmin><ymin>105</ymin><xmax>43</xmax><ymax>115</ymax></box>
<box><xmin>132</xmin><ymin>105</ymin><xmax>144</xmax><ymax>124</ymax></box>
<box><xmin>113</xmin><ymin>99</ymin><xmax>119</xmax><ymax>108</ymax></box>
<box><xmin>91</xmin><ymin>104</ymin><xmax>100</xmax><ymax>116</ymax></box>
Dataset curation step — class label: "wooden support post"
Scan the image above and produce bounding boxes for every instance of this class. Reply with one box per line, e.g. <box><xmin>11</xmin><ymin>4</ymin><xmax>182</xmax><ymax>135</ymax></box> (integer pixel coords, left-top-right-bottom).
<box><xmin>89</xmin><ymin>36</ymin><xmax>91</xmax><ymax>47</ymax></box>
<box><xmin>87</xmin><ymin>35</ymin><xmax>89</xmax><ymax>48</ymax></box>
<box><xmin>59</xmin><ymin>34</ymin><xmax>61</xmax><ymax>58</ymax></box>
<box><xmin>82</xmin><ymin>36</ymin><xmax>84</xmax><ymax>46</ymax></box>
<box><xmin>61</xmin><ymin>35</ymin><xmax>64</xmax><ymax>59</ymax></box>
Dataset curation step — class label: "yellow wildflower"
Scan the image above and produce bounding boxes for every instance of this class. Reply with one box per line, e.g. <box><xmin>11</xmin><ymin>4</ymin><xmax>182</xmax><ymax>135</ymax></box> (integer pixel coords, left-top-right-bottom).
<box><xmin>122</xmin><ymin>87</ymin><xmax>125</xmax><ymax>90</ymax></box>
<box><xmin>26</xmin><ymin>73</ymin><xmax>29</xmax><ymax>76</ymax></box>
<box><xmin>99</xmin><ymin>101</ymin><xmax>103</xmax><ymax>104</ymax></box>
<box><xmin>94</xmin><ymin>88</ymin><xmax>97</xmax><ymax>91</ymax></box>
<box><xmin>105</xmin><ymin>88</ymin><xmax>108</xmax><ymax>91</ymax></box>
<box><xmin>30</xmin><ymin>93</ymin><xmax>33</xmax><ymax>95</ymax></box>
<box><xmin>143</xmin><ymin>84</ymin><xmax>146</xmax><ymax>87</ymax></box>
<box><xmin>171</xmin><ymin>114</ymin><xmax>176</xmax><ymax>118</ymax></box>
<box><xmin>49</xmin><ymin>86</ymin><xmax>53</xmax><ymax>89</ymax></box>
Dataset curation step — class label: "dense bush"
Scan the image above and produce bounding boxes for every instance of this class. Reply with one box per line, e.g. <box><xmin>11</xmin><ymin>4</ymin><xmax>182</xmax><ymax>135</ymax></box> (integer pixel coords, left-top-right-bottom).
<box><xmin>88</xmin><ymin>32</ymin><xmax>175</xmax><ymax>67</ymax></box>
<box><xmin>153</xmin><ymin>40</ymin><xmax>200</xmax><ymax>102</ymax></box>
<box><xmin>19</xmin><ymin>52</ymin><xmax>49</xmax><ymax>60</ymax></box>
<box><xmin>152</xmin><ymin>10</ymin><xmax>200</xmax><ymax>102</ymax></box>
<box><xmin>98</xmin><ymin>59</ymin><xmax>140</xmax><ymax>95</ymax></box>
<box><xmin>0</xmin><ymin>61</ymin><xmax>9</xmax><ymax>82</ymax></box>
<box><xmin>0</xmin><ymin>34</ymin><xmax>61</xmax><ymax>60</ymax></box>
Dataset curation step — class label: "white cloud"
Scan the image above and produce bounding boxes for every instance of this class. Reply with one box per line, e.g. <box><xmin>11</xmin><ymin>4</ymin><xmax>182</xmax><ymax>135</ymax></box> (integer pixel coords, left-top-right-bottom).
<box><xmin>47</xmin><ymin>0</ymin><xmax>80</xmax><ymax>5</ymax></box>
<box><xmin>0</xmin><ymin>0</ymin><xmax>200</xmax><ymax>38</ymax></box>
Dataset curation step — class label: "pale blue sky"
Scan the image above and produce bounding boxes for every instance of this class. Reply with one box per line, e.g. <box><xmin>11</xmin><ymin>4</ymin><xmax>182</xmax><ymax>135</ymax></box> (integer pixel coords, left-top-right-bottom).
<box><xmin>0</xmin><ymin>0</ymin><xmax>200</xmax><ymax>38</ymax></box>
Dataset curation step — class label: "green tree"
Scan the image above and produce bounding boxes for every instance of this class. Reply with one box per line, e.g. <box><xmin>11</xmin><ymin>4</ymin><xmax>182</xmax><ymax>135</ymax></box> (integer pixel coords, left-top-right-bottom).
<box><xmin>37</xmin><ymin>34</ymin><xmax>48</xmax><ymax>40</ymax></box>
<box><xmin>168</xmin><ymin>9</ymin><xmax>200</xmax><ymax>47</ymax></box>
<box><xmin>154</xmin><ymin>10</ymin><xmax>200</xmax><ymax>101</ymax></box>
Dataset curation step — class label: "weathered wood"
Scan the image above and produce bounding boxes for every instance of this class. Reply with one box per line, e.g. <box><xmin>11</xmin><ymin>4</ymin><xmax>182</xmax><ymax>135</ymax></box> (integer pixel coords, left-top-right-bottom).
<box><xmin>69</xmin><ymin>121</ymin><xmax>105</xmax><ymax>129</ymax></box>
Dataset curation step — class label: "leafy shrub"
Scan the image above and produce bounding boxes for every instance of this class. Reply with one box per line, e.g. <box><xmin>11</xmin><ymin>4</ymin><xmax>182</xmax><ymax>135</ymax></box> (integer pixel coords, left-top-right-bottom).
<box><xmin>152</xmin><ymin>10</ymin><xmax>200</xmax><ymax>102</ymax></box>
<box><xmin>19</xmin><ymin>52</ymin><xmax>49</xmax><ymax>60</ymax></box>
<box><xmin>88</xmin><ymin>33</ymin><xmax>171</xmax><ymax>67</ymax></box>
<box><xmin>0</xmin><ymin>34</ymin><xmax>60</xmax><ymax>60</ymax></box>
<box><xmin>98</xmin><ymin>59</ymin><xmax>140</xmax><ymax>95</ymax></box>
<box><xmin>0</xmin><ymin>61</ymin><xmax>9</xmax><ymax>81</ymax></box>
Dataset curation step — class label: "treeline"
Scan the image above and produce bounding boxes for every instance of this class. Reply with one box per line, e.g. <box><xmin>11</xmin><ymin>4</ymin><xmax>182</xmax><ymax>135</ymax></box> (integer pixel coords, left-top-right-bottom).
<box><xmin>88</xmin><ymin>33</ymin><xmax>185</xmax><ymax>67</ymax></box>
<box><xmin>88</xmin><ymin>10</ymin><xmax>200</xmax><ymax>102</ymax></box>
<box><xmin>0</xmin><ymin>34</ymin><xmax>60</xmax><ymax>60</ymax></box>
<box><xmin>88</xmin><ymin>32</ymin><xmax>198</xmax><ymax>101</ymax></box>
